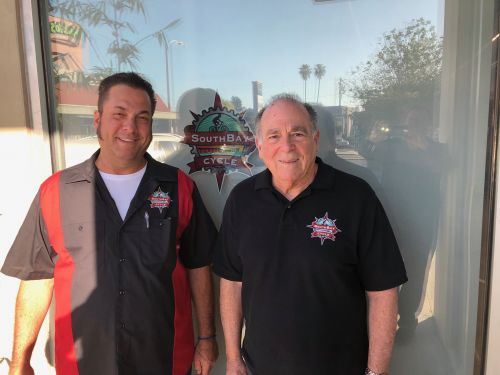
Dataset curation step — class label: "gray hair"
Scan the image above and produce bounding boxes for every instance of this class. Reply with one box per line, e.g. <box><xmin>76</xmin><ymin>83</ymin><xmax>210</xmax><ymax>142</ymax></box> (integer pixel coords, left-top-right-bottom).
<box><xmin>254</xmin><ymin>93</ymin><xmax>318</xmax><ymax>136</ymax></box>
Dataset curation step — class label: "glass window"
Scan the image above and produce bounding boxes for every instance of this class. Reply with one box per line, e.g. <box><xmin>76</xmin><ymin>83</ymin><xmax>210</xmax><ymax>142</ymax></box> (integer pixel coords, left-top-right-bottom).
<box><xmin>44</xmin><ymin>0</ymin><xmax>495</xmax><ymax>373</ymax></box>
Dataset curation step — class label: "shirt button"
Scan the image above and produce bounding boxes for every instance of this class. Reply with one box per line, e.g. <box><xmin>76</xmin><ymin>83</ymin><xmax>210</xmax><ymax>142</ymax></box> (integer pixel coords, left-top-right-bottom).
<box><xmin>119</xmin><ymin>290</ymin><xmax>125</xmax><ymax>296</ymax></box>
<box><xmin>287</xmin><ymin>205</ymin><xmax>292</xmax><ymax>209</ymax></box>
<box><xmin>119</xmin><ymin>258</ymin><xmax>126</xmax><ymax>263</ymax></box>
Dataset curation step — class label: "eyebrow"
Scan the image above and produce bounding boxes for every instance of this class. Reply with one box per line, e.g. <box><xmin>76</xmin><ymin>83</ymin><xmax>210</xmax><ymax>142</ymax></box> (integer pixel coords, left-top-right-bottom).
<box><xmin>290</xmin><ymin>125</ymin><xmax>310</xmax><ymax>132</ymax></box>
<box><xmin>112</xmin><ymin>106</ymin><xmax>151</xmax><ymax>116</ymax></box>
<box><xmin>264</xmin><ymin>125</ymin><xmax>311</xmax><ymax>134</ymax></box>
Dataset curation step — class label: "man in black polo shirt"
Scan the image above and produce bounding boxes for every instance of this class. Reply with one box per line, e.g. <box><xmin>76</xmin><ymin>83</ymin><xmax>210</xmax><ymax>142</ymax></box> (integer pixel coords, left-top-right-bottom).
<box><xmin>2</xmin><ymin>72</ymin><xmax>218</xmax><ymax>375</ymax></box>
<box><xmin>213</xmin><ymin>95</ymin><xmax>407</xmax><ymax>375</ymax></box>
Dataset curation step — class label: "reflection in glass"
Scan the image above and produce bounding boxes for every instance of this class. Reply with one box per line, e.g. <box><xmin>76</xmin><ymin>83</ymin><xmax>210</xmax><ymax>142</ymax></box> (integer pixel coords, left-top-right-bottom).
<box><xmin>44</xmin><ymin>1</ymin><xmax>493</xmax><ymax>374</ymax></box>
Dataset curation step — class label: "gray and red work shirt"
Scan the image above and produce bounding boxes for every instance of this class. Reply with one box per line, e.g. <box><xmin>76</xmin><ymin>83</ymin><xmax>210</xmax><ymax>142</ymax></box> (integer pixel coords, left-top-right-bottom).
<box><xmin>2</xmin><ymin>152</ymin><xmax>216</xmax><ymax>375</ymax></box>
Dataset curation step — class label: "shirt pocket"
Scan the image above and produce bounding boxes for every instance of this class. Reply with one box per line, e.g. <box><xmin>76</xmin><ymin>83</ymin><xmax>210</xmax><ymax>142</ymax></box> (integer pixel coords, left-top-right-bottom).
<box><xmin>61</xmin><ymin>220</ymin><xmax>105</xmax><ymax>265</ymax></box>
<box><xmin>141</xmin><ymin>215</ymin><xmax>177</xmax><ymax>265</ymax></box>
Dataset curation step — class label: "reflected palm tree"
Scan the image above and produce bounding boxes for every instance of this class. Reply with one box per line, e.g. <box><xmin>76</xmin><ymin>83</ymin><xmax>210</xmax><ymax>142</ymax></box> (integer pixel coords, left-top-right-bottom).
<box><xmin>299</xmin><ymin>64</ymin><xmax>312</xmax><ymax>102</ymax></box>
<box><xmin>50</xmin><ymin>0</ymin><xmax>147</xmax><ymax>71</ymax></box>
<box><xmin>314</xmin><ymin>64</ymin><xmax>326</xmax><ymax>103</ymax></box>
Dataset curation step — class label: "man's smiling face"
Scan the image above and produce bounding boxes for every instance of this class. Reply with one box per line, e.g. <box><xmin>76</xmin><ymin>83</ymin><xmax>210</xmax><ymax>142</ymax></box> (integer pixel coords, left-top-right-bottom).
<box><xmin>93</xmin><ymin>84</ymin><xmax>153</xmax><ymax>173</ymax></box>
<box><xmin>256</xmin><ymin>99</ymin><xmax>319</xmax><ymax>193</ymax></box>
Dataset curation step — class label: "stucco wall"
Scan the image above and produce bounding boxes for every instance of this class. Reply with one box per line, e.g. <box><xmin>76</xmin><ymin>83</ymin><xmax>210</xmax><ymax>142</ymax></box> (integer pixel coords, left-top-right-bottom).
<box><xmin>0</xmin><ymin>0</ymin><xmax>27</xmax><ymax>130</ymax></box>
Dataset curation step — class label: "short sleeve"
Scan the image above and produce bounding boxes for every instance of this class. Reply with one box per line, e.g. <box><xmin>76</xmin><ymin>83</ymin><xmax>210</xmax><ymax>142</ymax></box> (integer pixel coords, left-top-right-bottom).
<box><xmin>1</xmin><ymin>191</ymin><xmax>55</xmax><ymax>280</ymax></box>
<box><xmin>357</xmin><ymin>189</ymin><xmax>408</xmax><ymax>291</ymax></box>
<box><xmin>179</xmin><ymin>184</ymin><xmax>217</xmax><ymax>269</ymax></box>
<box><xmin>212</xmin><ymin>190</ymin><xmax>243</xmax><ymax>281</ymax></box>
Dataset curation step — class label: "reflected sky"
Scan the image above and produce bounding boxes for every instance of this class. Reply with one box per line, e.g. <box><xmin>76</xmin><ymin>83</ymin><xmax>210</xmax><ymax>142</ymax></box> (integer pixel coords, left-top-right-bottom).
<box><xmin>52</xmin><ymin>0</ymin><xmax>441</xmax><ymax>108</ymax></box>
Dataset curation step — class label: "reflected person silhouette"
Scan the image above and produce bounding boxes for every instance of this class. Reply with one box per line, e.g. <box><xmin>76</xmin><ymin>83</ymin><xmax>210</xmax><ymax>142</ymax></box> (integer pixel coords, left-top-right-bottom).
<box><xmin>314</xmin><ymin>105</ymin><xmax>383</xmax><ymax>198</ymax></box>
<box><xmin>164</xmin><ymin>88</ymin><xmax>262</xmax><ymax>171</ymax></box>
<box><xmin>368</xmin><ymin>107</ymin><xmax>445</xmax><ymax>341</ymax></box>
<box><xmin>162</xmin><ymin>88</ymin><xmax>263</xmax><ymax>227</ymax></box>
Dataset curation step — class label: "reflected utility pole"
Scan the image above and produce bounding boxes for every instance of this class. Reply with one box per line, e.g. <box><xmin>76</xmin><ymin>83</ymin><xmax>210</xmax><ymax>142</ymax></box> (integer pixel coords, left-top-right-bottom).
<box><xmin>134</xmin><ymin>18</ymin><xmax>182</xmax><ymax>109</ymax></box>
<box><xmin>165</xmin><ymin>40</ymin><xmax>184</xmax><ymax>110</ymax></box>
<box><xmin>338</xmin><ymin>78</ymin><xmax>345</xmax><ymax>107</ymax></box>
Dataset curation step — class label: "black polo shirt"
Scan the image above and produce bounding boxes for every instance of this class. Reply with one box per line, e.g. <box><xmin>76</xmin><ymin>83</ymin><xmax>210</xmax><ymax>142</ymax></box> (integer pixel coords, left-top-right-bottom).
<box><xmin>213</xmin><ymin>158</ymin><xmax>407</xmax><ymax>375</ymax></box>
<box><xmin>2</xmin><ymin>152</ymin><xmax>216</xmax><ymax>375</ymax></box>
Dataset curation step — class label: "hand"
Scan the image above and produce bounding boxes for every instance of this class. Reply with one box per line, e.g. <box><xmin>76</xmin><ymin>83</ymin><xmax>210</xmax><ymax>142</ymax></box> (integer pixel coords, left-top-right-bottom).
<box><xmin>225</xmin><ymin>358</ymin><xmax>247</xmax><ymax>375</ymax></box>
<box><xmin>8</xmin><ymin>362</ymin><xmax>34</xmax><ymax>375</ymax></box>
<box><xmin>193</xmin><ymin>339</ymin><xmax>218</xmax><ymax>375</ymax></box>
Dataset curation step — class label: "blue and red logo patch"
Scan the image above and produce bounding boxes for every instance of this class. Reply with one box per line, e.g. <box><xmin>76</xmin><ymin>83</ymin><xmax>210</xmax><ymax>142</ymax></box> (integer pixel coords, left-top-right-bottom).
<box><xmin>307</xmin><ymin>212</ymin><xmax>341</xmax><ymax>245</ymax></box>
<box><xmin>148</xmin><ymin>187</ymin><xmax>172</xmax><ymax>213</ymax></box>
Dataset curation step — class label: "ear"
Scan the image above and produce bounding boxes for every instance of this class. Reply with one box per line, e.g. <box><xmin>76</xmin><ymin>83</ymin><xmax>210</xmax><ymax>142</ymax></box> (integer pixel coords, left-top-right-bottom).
<box><xmin>255</xmin><ymin>134</ymin><xmax>263</xmax><ymax>152</ymax></box>
<box><xmin>314</xmin><ymin>129</ymin><xmax>320</xmax><ymax>145</ymax></box>
<box><xmin>93</xmin><ymin>110</ymin><xmax>100</xmax><ymax>130</ymax></box>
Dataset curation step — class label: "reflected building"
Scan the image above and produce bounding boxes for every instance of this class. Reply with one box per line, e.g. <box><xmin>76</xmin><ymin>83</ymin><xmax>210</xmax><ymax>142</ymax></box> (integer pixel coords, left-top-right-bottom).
<box><xmin>252</xmin><ymin>81</ymin><xmax>263</xmax><ymax>112</ymax></box>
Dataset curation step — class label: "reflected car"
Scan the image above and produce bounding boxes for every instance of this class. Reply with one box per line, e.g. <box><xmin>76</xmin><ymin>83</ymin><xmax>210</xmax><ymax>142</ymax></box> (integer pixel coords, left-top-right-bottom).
<box><xmin>148</xmin><ymin>133</ymin><xmax>187</xmax><ymax>163</ymax></box>
<box><xmin>335</xmin><ymin>137</ymin><xmax>350</xmax><ymax>148</ymax></box>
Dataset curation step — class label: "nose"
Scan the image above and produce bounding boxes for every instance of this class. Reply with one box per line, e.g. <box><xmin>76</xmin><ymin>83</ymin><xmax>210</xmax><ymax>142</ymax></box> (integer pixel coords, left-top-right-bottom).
<box><xmin>121</xmin><ymin>116</ymin><xmax>138</xmax><ymax>132</ymax></box>
<box><xmin>281</xmin><ymin>135</ymin><xmax>296</xmax><ymax>151</ymax></box>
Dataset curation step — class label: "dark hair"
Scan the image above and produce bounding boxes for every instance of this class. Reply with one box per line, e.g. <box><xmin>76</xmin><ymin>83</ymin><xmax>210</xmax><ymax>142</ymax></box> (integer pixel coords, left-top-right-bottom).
<box><xmin>255</xmin><ymin>93</ymin><xmax>317</xmax><ymax>136</ymax></box>
<box><xmin>97</xmin><ymin>72</ymin><xmax>157</xmax><ymax>115</ymax></box>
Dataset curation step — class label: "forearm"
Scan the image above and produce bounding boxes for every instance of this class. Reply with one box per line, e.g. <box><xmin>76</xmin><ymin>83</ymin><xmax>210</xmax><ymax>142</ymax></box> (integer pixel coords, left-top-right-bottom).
<box><xmin>11</xmin><ymin>279</ymin><xmax>54</xmax><ymax>367</ymax></box>
<box><xmin>219</xmin><ymin>278</ymin><xmax>244</xmax><ymax>361</ymax></box>
<box><xmin>366</xmin><ymin>287</ymin><xmax>398</xmax><ymax>374</ymax></box>
<box><xmin>188</xmin><ymin>266</ymin><xmax>218</xmax><ymax>374</ymax></box>
<box><xmin>187</xmin><ymin>266</ymin><xmax>216</xmax><ymax>337</ymax></box>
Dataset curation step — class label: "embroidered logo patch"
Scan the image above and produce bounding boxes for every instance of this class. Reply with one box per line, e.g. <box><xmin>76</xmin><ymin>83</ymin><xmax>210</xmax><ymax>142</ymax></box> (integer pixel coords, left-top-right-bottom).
<box><xmin>148</xmin><ymin>187</ymin><xmax>172</xmax><ymax>213</ymax></box>
<box><xmin>307</xmin><ymin>212</ymin><xmax>341</xmax><ymax>245</ymax></box>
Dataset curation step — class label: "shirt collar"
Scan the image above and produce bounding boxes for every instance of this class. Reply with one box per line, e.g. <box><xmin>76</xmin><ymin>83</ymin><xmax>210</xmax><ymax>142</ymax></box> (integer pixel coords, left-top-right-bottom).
<box><xmin>63</xmin><ymin>151</ymin><xmax>176</xmax><ymax>184</ymax></box>
<box><xmin>143</xmin><ymin>152</ymin><xmax>177</xmax><ymax>183</ymax></box>
<box><xmin>63</xmin><ymin>150</ymin><xmax>100</xmax><ymax>184</ymax></box>
<box><xmin>310</xmin><ymin>157</ymin><xmax>336</xmax><ymax>190</ymax></box>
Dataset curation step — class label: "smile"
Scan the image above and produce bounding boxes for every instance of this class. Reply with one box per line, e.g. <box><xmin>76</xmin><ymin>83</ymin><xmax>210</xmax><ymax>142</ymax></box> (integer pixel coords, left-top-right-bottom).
<box><xmin>117</xmin><ymin>137</ymin><xmax>138</xmax><ymax>143</ymax></box>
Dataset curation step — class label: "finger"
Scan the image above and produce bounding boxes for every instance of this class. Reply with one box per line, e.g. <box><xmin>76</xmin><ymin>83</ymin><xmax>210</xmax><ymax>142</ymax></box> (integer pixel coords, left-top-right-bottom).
<box><xmin>201</xmin><ymin>359</ymin><xmax>212</xmax><ymax>375</ymax></box>
<box><xmin>194</xmin><ymin>358</ymin><xmax>202</xmax><ymax>375</ymax></box>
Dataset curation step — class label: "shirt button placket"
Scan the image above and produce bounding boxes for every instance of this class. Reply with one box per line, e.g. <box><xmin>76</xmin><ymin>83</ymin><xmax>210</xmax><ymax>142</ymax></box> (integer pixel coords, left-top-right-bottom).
<box><xmin>117</xmin><ymin>228</ymin><xmax>126</xmax><ymax>337</ymax></box>
<box><xmin>118</xmin><ymin>258</ymin><xmax>126</xmax><ymax>327</ymax></box>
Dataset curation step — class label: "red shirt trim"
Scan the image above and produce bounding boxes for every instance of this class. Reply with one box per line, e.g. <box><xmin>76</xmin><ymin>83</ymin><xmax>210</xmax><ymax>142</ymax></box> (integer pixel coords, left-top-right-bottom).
<box><xmin>40</xmin><ymin>172</ymin><xmax>79</xmax><ymax>375</ymax></box>
<box><xmin>172</xmin><ymin>170</ymin><xmax>195</xmax><ymax>375</ymax></box>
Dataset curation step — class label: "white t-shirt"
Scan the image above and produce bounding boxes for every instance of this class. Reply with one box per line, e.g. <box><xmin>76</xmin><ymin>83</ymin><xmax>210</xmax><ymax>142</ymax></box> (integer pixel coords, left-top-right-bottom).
<box><xmin>99</xmin><ymin>164</ymin><xmax>147</xmax><ymax>220</ymax></box>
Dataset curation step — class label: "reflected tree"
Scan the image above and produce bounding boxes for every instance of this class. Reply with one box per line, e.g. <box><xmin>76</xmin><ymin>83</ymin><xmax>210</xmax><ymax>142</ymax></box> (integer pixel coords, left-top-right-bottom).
<box><xmin>222</xmin><ymin>99</ymin><xmax>234</xmax><ymax>110</ymax></box>
<box><xmin>349</xmin><ymin>18</ymin><xmax>443</xmax><ymax>130</ymax></box>
<box><xmin>230</xmin><ymin>96</ymin><xmax>243</xmax><ymax>112</ymax></box>
<box><xmin>299</xmin><ymin>64</ymin><xmax>312</xmax><ymax>102</ymax></box>
<box><xmin>314</xmin><ymin>64</ymin><xmax>326</xmax><ymax>103</ymax></box>
<box><xmin>49</xmin><ymin>0</ymin><xmax>183</xmax><ymax>95</ymax></box>
<box><xmin>50</xmin><ymin>0</ymin><xmax>147</xmax><ymax>72</ymax></box>
<box><xmin>349</xmin><ymin>20</ymin><xmax>445</xmax><ymax>344</ymax></box>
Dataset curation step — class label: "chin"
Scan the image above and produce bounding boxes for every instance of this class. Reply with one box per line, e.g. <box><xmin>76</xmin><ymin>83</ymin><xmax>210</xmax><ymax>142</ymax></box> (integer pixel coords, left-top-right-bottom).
<box><xmin>277</xmin><ymin>172</ymin><xmax>302</xmax><ymax>182</ymax></box>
